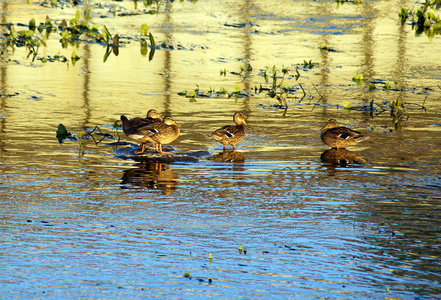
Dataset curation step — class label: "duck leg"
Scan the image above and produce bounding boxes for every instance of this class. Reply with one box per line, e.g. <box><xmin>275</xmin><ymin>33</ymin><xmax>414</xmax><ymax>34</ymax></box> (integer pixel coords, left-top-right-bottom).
<box><xmin>157</xmin><ymin>144</ymin><xmax>167</xmax><ymax>154</ymax></box>
<box><xmin>134</xmin><ymin>143</ymin><xmax>146</xmax><ymax>154</ymax></box>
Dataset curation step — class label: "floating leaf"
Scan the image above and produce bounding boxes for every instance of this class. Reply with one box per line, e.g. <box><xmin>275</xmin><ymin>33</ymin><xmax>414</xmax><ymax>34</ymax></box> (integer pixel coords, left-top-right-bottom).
<box><xmin>103</xmin><ymin>25</ymin><xmax>111</xmax><ymax>44</ymax></box>
<box><xmin>75</xmin><ymin>10</ymin><xmax>80</xmax><ymax>23</ymax></box>
<box><xmin>183</xmin><ymin>272</ymin><xmax>190</xmax><ymax>278</ymax></box>
<box><xmin>18</xmin><ymin>30</ymin><xmax>34</xmax><ymax>38</ymax></box>
<box><xmin>234</xmin><ymin>82</ymin><xmax>240</xmax><ymax>94</ymax></box>
<box><xmin>56</xmin><ymin>124</ymin><xmax>71</xmax><ymax>143</ymax></box>
<box><xmin>148</xmin><ymin>32</ymin><xmax>155</xmax><ymax>48</ymax></box>
<box><xmin>141</xmin><ymin>23</ymin><xmax>148</xmax><ymax>37</ymax></box>
<box><xmin>56</xmin><ymin>124</ymin><xmax>69</xmax><ymax>135</ymax></box>
<box><xmin>29</xmin><ymin>18</ymin><xmax>36</xmax><ymax>30</ymax></box>
<box><xmin>352</xmin><ymin>73</ymin><xmax>364</xmax><ymax>81</ymax></box>
<box><xmin>71</xmin><ymin>50</ymin><xmax>80</xmax><ymax>61</ymax></box>
<box><xmin>342</xmin><ymin>102</ymin><xmax>352</xmax><ymax>109</ymax></box>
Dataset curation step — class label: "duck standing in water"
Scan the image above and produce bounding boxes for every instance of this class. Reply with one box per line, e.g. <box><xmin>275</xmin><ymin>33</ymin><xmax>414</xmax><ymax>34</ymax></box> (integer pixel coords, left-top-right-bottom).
<box><xmin>208</xmin><ymin>112</ymin><xmax>247</xmax><ymax>151</ymax></box>
<box><xmin>139</xmin><ymin>116</ymin><xmax>180</xmax><ymax>154</ymax></box>
<box><xmin>120</xmin><ymin>109</ymin><xmax>162</xmax><ymax>154</ymax></box>
<box><xmin>320</xmin><ymin>119</ymin><xmax>369</xmax><ymax>149</ymax></box>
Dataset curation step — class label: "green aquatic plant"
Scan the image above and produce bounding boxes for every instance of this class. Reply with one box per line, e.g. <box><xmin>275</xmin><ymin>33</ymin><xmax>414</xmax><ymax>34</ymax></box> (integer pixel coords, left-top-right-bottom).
<box><xmin>301</xmin><ymin>59</ymin><xmax>315</xmax><ymax>68</ymax></box>
<box><xmin>71</xmin><ymin>50</ymin><xmax>80</xmax><ymax>65</ymax></box>
<box><xmin>56</xmin><ymin>123</ymin><xmax>71</xmax><ymax>143</ymax></box>
<box><xmin>230</xmin><ymin>63</ymin><xmax>252</xmax><ymax>81</ymax></box>
<box><xmin>140</xmin><ymin>23</ymin><xmax>156</xmax><ymax>60</ymax></box>
<box><xmin>0</xmin><ymin>18</ymin><xmax>49</xmax><ymax>61</ymax></box>
<box><xmin>352</xmin><ymin>73</ymin><xmax>364</xmax><ymax>81</ymax></box>
<box><xmin>391</xmin><ymin>98</ymin><xmax>408</xmax><ymax>131</ymax></box>
<box><xmin>399</xmin><ymin>0</ymin><xmax>441</xmax><ymax>38</ymax></box>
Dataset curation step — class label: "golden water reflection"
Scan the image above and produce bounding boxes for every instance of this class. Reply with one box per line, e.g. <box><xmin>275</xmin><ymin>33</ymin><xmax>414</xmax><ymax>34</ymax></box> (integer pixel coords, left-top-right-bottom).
<box><xmin>320</xmin><ymin>148</ymin><xmax>367</xmax><ymax>167</ymax></box>
<box><xmin>1</xmin><ymin>0</ymin><xmax>441</xmax><ymax>298</ymax></box>
<box><xmin>121</xmin><ymin>162</ymin><xmax>179</xmax><ymax>195</ymax></box>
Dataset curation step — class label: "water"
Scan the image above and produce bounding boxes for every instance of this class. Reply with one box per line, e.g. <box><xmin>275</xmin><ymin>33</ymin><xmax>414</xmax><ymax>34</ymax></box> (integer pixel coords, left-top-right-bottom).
<box><xmin>1</xmin><ymin>0</ymin><xmax>441</xmax><ymax>298</ymax></box>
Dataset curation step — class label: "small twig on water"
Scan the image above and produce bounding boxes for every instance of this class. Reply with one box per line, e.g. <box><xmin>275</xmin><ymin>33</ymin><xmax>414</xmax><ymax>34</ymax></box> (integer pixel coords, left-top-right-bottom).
<box><xmin>386</xmin><ymin>222</ymin><xmax>395</xmax><ymax>236</ymax></box>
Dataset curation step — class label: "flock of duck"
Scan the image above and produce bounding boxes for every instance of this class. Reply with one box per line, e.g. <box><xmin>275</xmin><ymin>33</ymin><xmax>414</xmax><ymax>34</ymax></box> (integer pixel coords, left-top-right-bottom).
<box><xmin>120</xmin><ymin>110</ymin><xmax>369</xmax><ymax>155</ymax></box>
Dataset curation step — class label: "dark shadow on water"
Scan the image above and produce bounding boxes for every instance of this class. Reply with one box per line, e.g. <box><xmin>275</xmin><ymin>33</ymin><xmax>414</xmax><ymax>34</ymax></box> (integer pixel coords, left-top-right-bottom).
<box><xmin>320</xmin><ymin>148</ymin><xmax>367</xmax><ymax>171</ymax></box>
<box><xmin>121</xmin><ymin>162</ymin><xmax>179</xmax><ymax>195</ymax></box>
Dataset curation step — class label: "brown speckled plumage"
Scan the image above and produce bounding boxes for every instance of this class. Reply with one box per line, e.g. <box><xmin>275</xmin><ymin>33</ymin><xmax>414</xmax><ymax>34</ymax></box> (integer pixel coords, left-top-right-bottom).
<box><xmin>320</xmin><ymin>119</ymin><xmax>369</xmax><ymax>149</ymax></box>
<box><xmin>208</xmin><ymin>112</ymin><xmax>247</xmax><ymax>151</ymax></box>
<box><xmin>121</xmin><ymin>109</ymin><xmax>163</xmax><ymax>154</ymax></box>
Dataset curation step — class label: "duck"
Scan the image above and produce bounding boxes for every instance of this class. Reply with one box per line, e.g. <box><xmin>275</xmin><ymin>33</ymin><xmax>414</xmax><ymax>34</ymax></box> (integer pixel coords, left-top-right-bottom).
<box><xmin>137</xmin><ymin>116</ymin><xmax>180</xmax><ymax>154</ymax></box>
<box><xmin>121</xmin><ymin>109</ymin><xmax>162</xmax><ymax>154</ymax></box>
<box><xmin>208</xmin><ymin>112</ymin><xmax>247</xmax><ymax>151</ymax></box>
<box><xmin>320</xmin><ymin>119</ymin><xmax>369</xmax><ymax>149</ymax></box>
<box><xmin>128</xmin><ymin>109</ymin><xmax>162</xmax><ymax>128</ymax></box>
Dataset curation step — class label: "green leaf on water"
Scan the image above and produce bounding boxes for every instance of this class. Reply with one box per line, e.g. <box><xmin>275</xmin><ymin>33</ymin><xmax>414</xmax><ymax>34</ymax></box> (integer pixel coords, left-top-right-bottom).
<box><xmin>342</xmin><ymin>102</ymin><xmax>352</xmax><ymax>109</ymax></box>
<box><xmin>18</xmin><ymin>30</ymin><xmax>34</xmax><ymax>38</ymax></box>
<box><xmin>148</xmin><ymin>32</ymin><xmax>155</xmax><ymax>48</ymax></box>
<box><xmin>29</xmin><ymin>18</ymin><xmax>36</xmax><ymax>30</ymax></box>
<box><xmin>71</xmin><ymin>50</ymin><xmax>80</xmax><ymax>61</ymax></box>
<box><xmin>352</xmin><ymin>73</ymin><xmax>364</xmax><ymax>81</ymax></box>
<box><xmin>141</xmin><ymin>23</ymin><xmax>148</xmax><ymax>37</ymax></box>
<box><xmin>234</xmin><ymin>82</ymin><xmax>240</xmax><ymax>94</ymax></box>
<box><xmin>103</xmin><ymin>25</ymin><xmax>111</xmax><ymax>43</ymax></box>
<box><xmin>75</xmin><ymin>10</ymin><xmax>80</xmax><ymax>23</ymax></box>
<box><xmin>113</xmin><ymin>34</ymin><xmax>119</xmax><ymax>47</ymax></box>
<box><xmin>56</xmin><ymin>124</ymin><xmax>69</xmax><ymax>135</ymax></box>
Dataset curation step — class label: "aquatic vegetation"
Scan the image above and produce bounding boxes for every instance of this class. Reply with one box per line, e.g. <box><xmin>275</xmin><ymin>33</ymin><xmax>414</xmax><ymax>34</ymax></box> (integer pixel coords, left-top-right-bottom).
<box><xmin>0</xmin><ymin>19</ymin><xmax>48</xmax><ymax>61</ymax></box>
<box><xmin>319</xmin><ymin>41</ymin><xmax>339</xmax><ymax>52</ymax></box>
<box><xmin>178</xmin><ymin>63</ymin><xmax>326</xmax><ymax>109</ymax></box>
<box><xmin>399</xmin><ymin>0</ymin><xmax>441</xmax><ymax>38</ymax></box>
<box><xmin>352</xmin><ymin>73</ymin><xmax>364</xmax><ymax>81</ymax></box>
<box><xmin>38</xmin><ymin>52</ymin><xmax>69</xmax><ymax>63</ymax></box>
<box><xmin>391</xmin><ymin>98</ymin><xmax>408</xmax><ymax>131</ymax></box>
<box><xmin>56</xmin><ymin>123</ymin><xmax>72</xmax><ymax>143</ymax></box>
<box><xmin>140</xmin><ymin>23</ymin><xmax>156</xmax><ymax>60</ymax></box>
<box><xmin>0</xmin><ymin>11</ymin><xmax>157</xmax><ymax>63</ymax></box>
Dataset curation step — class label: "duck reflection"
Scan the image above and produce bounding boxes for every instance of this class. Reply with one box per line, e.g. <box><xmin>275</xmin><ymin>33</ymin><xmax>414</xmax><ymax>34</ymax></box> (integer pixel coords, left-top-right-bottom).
<box><xmin>211</xmin><ymin>150</ymin><xmax>245</xmax><ymax>181</ymax></box>
<box><xmin>320</xmin><ymin>148</ymin><xmax>366</xmax><ymax>167</ymax></box>
<box><xmin>121</xmin><ymin>162</ymin><xmax>179</xmax><ymax>195</ymax></box>
<box><xmin>212</xmin><ymin>150</ymin><xmax>245</xmax><ymax>163</ymax></box>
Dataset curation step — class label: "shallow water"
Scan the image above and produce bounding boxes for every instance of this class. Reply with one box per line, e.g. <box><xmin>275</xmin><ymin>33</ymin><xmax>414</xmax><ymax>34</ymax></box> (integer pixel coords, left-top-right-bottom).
<box><xmin>1</xmin><ymin>0</ymin><xmax>441</xmax><ymax>298</ymax></box>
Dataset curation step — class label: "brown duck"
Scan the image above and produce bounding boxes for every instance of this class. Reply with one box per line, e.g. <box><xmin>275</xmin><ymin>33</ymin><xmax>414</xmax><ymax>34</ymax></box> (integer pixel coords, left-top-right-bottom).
<box><xmin>321</xmin><ymin>119</ymin><xmax>369</xmax><ymax>149</ymax></box>
<box><xmin>208</xmin><ymin>112</ymin><xmax>247</xmax><ymax>151</ymax></box>
<box><xmin>137</xmin><ymin>116</ymin><xmax>180</xmax><ymax>154</ymax></box>
<box><xmin>121</xmin><ymin>109</ymin><xmax>162</xmax><ymax>154</ymax></box>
